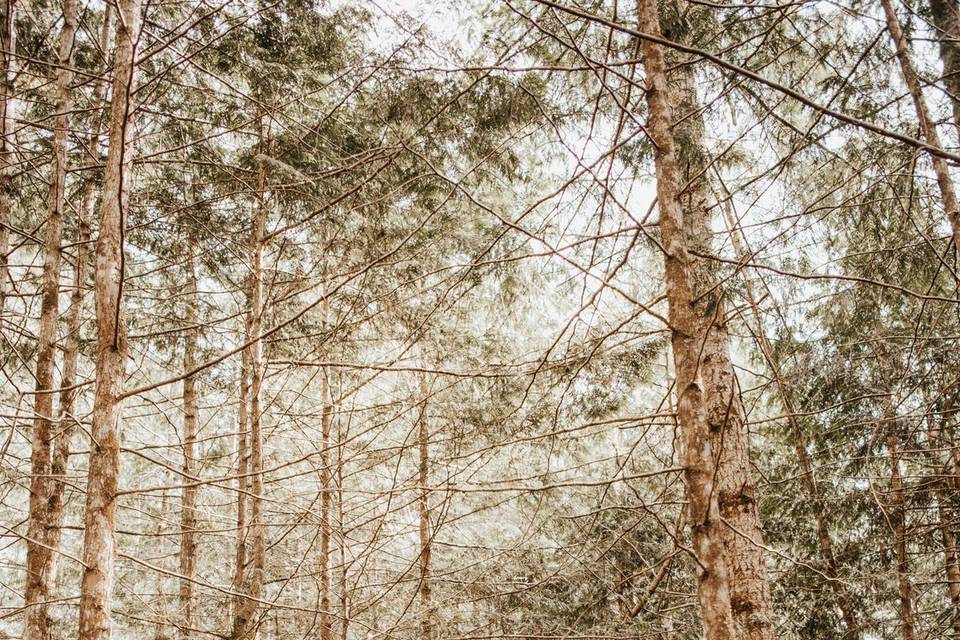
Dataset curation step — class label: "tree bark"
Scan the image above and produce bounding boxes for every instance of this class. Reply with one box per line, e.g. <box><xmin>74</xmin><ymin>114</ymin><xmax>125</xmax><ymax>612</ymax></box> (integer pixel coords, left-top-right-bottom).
<box><xmin>0</xmin><ymin>0</ymin><xmax>17</xmax><ymax>312</ymax></box>
<box><xmin>881</xmin><ymin>0</ymin><xmax>960</xmax><ymax>254</ymax></box>
<box><xmin>885</xmin><ymin>429</ymin><xmax>917</xmax><ymax>640</ymax></box>
<box><xmin>662</xmin><ymin>19</ymin><xmax>776</xmax><ymax>638</ymax></box>
<box><xmin>928</xmin><ymin>0</ymin><xmax>960</xmax><ymax>143</ymax></box>
<box><xmin>925</xmin><ymin>407</ymin><xmax>960</xmax><ymax>637</ymax></box>
<box><xmin>77</xmin><ymin>0</ymin><xmax>141</xmax><ymax>637</ymax></box>
<box><xmin>417</xmin><ymin>372</ymin><xmax>432</xmax><ymax>640</ymax></box>
<box><xmin>319</xmin><ymin>363</ymin><xmax>332</xmax><ymax>640</ymax></box>
<box><xmin>336</xmin><ymin>406</ymin><xmax>349</xmax><ymax>640</ymax></box>
<box><xmin>719</xmin><ymin>197</ymin><xmax>860</xmax><ymax>638</ymax></box>
<box><xmin>178</xmin><ymin>222</ymin><xmax>200</xmax><ymax>640</ymax></box>
<box><xmin>230</xmin><ymin>145</ymin><xmax>267</xmax><ymax>640</ymax></box>
<box><xmin>24</xmin><ymin>1</ymin><xmax>78</xmax><ymax>636</ymax></box>
<box><xmin>635</xmin><ymin>0</ymin><xmax>737</xmax><ymax>637</ymax></box>
<box><xmin>47</xmin><ymin>5</ymin><xmax>113</xmax><ymax>599</ymax></box>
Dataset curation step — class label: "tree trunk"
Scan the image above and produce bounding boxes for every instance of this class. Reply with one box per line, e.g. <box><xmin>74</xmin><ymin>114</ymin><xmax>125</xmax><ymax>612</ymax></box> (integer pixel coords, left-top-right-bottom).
<box><xmin>0</xmin><ymin>0</ymin><xmax>17</xmax><ymax>313</ymax></box>
<box><xmin>719</xmin><ymin>198</ymin><xmax>860</xmax><ymax>638</ymax></box>
<box><xmin>233</xmin><ymin>314</ymin><xmax>250</xmax><ymax>602</ymax></box>
<box><xmin>881</xmin><ymin>0</ymin><xmax>960</xmax><ymax>254</ymax></box>
<box><xmin>319</xmin><ymin>365</ymin><xmax>332</xmax><ymax>640</ymax></box>
<box><xmin>178</xmin><ymin>223</ymin><xmax>200</xmax><ymax>640</ymax></box>
<box><xmin>928</xmin><ymin>0</ymin><xmax>960</xmax><ymax>143</ymax></box>
<box><xmin>337</xmin><ymin>406</ymin><xmax>349</xmax><ymax>640</ymax></box>
<box><xmin>634</xmin><ymin>0</ymin><xmax>736</xmax><ymax>637</ymax></box>
<box><xmin>230</xmin><ymin>144</ymin><xmax>267</xmax><ymax>640</ymax></box>
<box><xmin>926</xmin><ymin>407</ymin><xmax>960</xmax><ymax>637</ymax></box>
<box><xmin>47</xmin><ymin>4</ymin><xmax>113</xmax><ymax>600</ymax></box>
<box><xmin>77</xmin><ymin>0</ymin><xmax>141</xmax><ymax>637</ymax></box>
<box><xmin>662</xmin><ymin>20</ymin><xmax>776</xmax><ymax>639</ymax></box>
<box><xmin>885</xmin><ymin>429</ymin><xmax>917</xmax><ymax>640</ymax></box>
<box><xmin>417</xmin><ymin>372</ymin><xmax>432</xmax><ymax>640</ymax></box>
<box><xmin>23</xmin><ymin>1</ymin><xmax>78</xmax><ymax>636</ymax></box>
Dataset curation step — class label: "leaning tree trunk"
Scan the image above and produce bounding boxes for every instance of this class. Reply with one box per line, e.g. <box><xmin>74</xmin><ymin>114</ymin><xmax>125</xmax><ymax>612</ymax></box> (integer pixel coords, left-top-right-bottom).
<box><xmin>230</xmin><ymin>145</ymin><xmax>267</xmax><ymax>640</ymax></box>
<box><xmin>0</xmin><ymin>0</ymin><xmax>17</xmax><ymax>312</ymax></box>
<box><xmin>24</xmin><ymin>1</ymin><xmax>78</xmax><ymax>637</ymax></box>
<box><xmin>77</xmin><ymin>0</ymin><xmax>141</xmax><ymax>637</ymax></box>
<box><xmin>661</xmin><ymin>14</ymin><xmax>776</xmax><ymax>637</ymax></box>
<box><xmin>881</xmin><ymin>0</ymin><xmax>960</xmax><ymax>255</ymax></box>
<box><xmin>885</xmin><ymin>426</ymin><xmax>917</xmax><ymax>640</ymax></box>
<box><xmin>178</xmin><ymin>222</ymin><xmax>200</xmax><ymax>640</ymax></box>
<box><xmin>635</xmin><ymin>0</ymin><xmax>736</xmax><ymax>637</ymax></box>
<box><xmin>928</xmin><ymin>0</ymin><xmax>960</xmax><ymax>143</ymax></box>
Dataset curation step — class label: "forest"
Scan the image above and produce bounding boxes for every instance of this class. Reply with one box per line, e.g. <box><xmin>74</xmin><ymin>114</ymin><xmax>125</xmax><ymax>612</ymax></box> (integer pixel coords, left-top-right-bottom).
<box><xmin>1</xmin><ymin>0</ymin><xmax>959</xmax><ymax>638</ymax></box>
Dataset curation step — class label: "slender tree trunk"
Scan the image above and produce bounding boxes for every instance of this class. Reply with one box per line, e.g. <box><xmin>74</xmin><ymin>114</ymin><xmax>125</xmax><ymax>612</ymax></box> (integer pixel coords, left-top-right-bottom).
<box><xmin>635</xmin><ymin>0</ymin><xmax>736</xmax><ymax>637</ymax></box>
<box><xmin>0</xmin><ymin>0</ymin><xmax>17</xmax><ymax>312</ymax></box>
<box><xmin>155</xmin><ymin>492</ymin><xmax>170</xmax><ymax>640</ymax></box>
<box><xmin>47</xmin><ymin>5</ymin><xmax>113</xmax><ymax>599</ymax></box>
<box><xmin>230</xmin><ymin>142</ymin><xmax>267</xmax><ymax>640</ymax></box>
<box><xmin>928</xmin><ymin>0</ymin><xmax>960</xmax><ymax>143</ymax></box>
<box><xmin>233</xmin><ymin>317</ymin><xmax>250</xmax><ymax>602</ymax></box>
<box><xmin>885</xmin><ymin>429</ymin><xmax>917</xmax><ymax>640</ymax></box>
<box><xmin>417</xmin><ymin>372</ymin><xmax>432</xmax><ymax>640</ymax></box>
<box><xmin>319</xmin><ymin>362</ymin><xmax>332</xmax><ymax>640</ymax></box>
<box><xmin>337</xmin><ymin>407</ymin><xmax>349</xmax><ymax>640</ymax></box>
<box><xmin>23</xmin><ymin>2</ymin><xmax>78</xmax><ymax>636</ymax></box>
<box><xmin>881</xmin><ymin>0</ymin><xmax>960</xmax><ymax>253</ymax></box>
<box><xmin>77</xmin><ymin>0</ymin><xmax>141</xmax><ymax>637</ymax></box>
<box><xmin>719</xmin><ymin>199</ymin><xmax>860</xmax><ymax>638</ymax></box>
<box><xmin>178</xmin><ymin>223</ymin><xmax>200</xmax><ymax>640</ymax></box>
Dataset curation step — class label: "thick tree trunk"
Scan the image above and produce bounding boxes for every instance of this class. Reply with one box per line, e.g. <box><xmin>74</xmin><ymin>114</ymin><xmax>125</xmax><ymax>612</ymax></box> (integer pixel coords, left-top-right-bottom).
<box><xmin>886</xmin><ymin>430</ymin><xmax>917</xmax><ymax>640</ymax></box>
<box><xmin>0</xmin><ymin>0</ymin><xmax>17</xmax><ymax>311</ymax></box>
<box><xmin>230</xmin><ymin>151</ymin><xmax>267</xmax><ymax>640</ymax></box>
<box><xmin>77</xmin><ymin>0</ymin><xmax>141</xmax><ymax>637</ymax></box>
<box><xmin>417</xmin><ymin>372</ymin><xmax>432</xmax><ymax>640</ymax></box>
<box><xmin>881</xmin><ymin>0</ymin><xmax>960</xmax><ymax>254</ymax></box>
<box><xmin>178</xmin><ymin>225</ymin><xmax>200</xmax><ymax>640</ymax></box>
<box><xmin>635</xmin><ymin>0</ymin><xmax>736</xmax><ymax>637</ymax></box>
<box><xmin>928</xmin><ymin>0</ymin><xmax>960</xmax><ymax>142</ymax></box>
<box><xmin>663</xmin><ymin>25</ymin><xmax>776</xmax><ymax>640</ymax></box>
<box><xmin>23</xmin><ymin>2</ymin><xmax>78</xmax><ymax>636</ymax></box>
<box><xmin>719</xmin><ymin>201</ymin><xmax>860</xmax><ymax>638</ymax></box>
